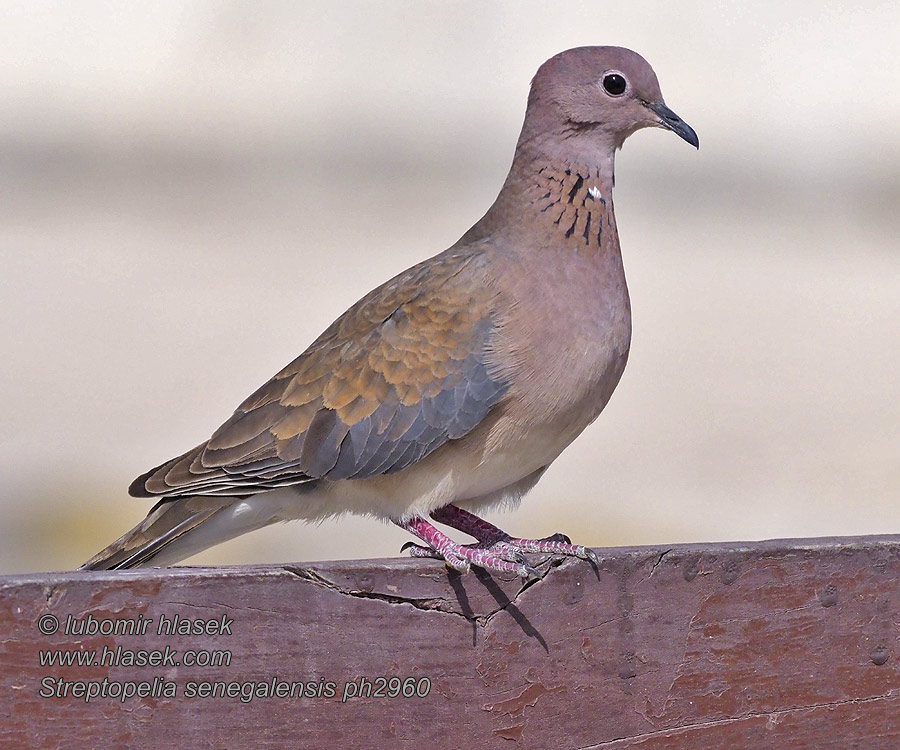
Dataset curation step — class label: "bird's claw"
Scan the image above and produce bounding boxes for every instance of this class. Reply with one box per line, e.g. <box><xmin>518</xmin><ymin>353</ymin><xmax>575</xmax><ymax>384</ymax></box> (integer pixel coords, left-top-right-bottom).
<box><xmin>402</xmin><ymin>539</ymin><xmax>536</xmax><ymax>577</ymax></box>
<box><xmin>401</xmin><ymin>518</ymin><xmax>595</xmax><ymax>577</ymax></box>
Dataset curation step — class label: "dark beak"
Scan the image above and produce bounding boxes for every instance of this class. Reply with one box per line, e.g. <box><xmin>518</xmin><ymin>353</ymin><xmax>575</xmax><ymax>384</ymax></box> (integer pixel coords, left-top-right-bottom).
<box><xmin>647</xmin><ymin>101</ymin><xmax>699</xmax><ymax>148</ymax></box>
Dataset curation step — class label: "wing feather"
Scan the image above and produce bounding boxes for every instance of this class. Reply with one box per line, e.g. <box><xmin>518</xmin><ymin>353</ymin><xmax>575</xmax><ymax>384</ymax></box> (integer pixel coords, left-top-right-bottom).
<box><xmin>130</xmin><ymin>248</ymin><xmax>508</xmax><ymax>498</ymax></box>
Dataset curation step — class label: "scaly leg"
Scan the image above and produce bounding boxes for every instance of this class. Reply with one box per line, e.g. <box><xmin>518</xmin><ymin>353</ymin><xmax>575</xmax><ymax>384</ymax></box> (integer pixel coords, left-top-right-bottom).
<box><xmin>396</xmin><ymin>517</ymin><xmax>538</xmax><ymax>578</ymax></box>
<box><xmin>430</xmin><ymin>504</ymin><xmax>600</xmax><ymax>565</ymax></box>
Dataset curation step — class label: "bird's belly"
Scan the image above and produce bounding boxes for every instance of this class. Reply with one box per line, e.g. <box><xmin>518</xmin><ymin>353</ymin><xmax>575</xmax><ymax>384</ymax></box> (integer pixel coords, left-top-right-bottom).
<box><xmin>300</xmin><ymin>422</ymin><xmax>557</xmax><ymax>521</ymax></box>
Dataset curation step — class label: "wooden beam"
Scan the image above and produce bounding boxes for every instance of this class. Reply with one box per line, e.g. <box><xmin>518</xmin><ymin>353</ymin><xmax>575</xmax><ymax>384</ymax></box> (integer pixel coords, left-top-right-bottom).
<box><xmin>3</xmin><ymin>535</ymin><xmax>900</xmax><ymax>747</ymax></box>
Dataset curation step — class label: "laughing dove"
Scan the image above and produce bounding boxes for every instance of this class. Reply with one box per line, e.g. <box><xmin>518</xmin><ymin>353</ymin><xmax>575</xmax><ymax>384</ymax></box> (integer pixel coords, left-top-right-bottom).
<box><xmin>83</xmin><ymin>46</ymin><xmax>697</xmax><ymax>576</ymax></box>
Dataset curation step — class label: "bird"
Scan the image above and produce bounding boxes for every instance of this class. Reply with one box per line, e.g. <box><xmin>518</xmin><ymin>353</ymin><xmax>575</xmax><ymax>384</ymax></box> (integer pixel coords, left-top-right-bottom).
<box><xmin>82</xmin><ymin>46</ymin><xmax>698</xmax><ymax>576</ymax></box>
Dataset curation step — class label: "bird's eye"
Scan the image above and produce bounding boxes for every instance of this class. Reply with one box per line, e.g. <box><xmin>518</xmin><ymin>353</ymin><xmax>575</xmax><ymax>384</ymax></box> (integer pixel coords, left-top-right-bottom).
<box><xmin>602</xmin><ymin>73</ymin><xmax>627</xmax><ymax>96</ymax></box>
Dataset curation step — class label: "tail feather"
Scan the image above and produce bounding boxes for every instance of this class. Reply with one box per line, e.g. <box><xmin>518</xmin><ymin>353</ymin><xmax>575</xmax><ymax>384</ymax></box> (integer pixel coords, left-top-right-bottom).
<box><xmin>81</xmin><ymin>497</ymin><xmax>232</xmax><ymax>570</ymax></box>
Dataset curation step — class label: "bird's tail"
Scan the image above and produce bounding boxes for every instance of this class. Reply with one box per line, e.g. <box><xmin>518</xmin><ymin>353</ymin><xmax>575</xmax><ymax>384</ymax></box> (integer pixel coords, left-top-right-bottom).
<box><xmin>80</xmin><ymin>495</ymin><xmax>281</xmax><ymax>570</ymax></box>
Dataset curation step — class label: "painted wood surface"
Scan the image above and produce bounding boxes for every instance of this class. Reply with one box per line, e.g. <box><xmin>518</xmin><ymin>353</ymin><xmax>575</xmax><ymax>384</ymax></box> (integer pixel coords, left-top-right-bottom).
<box><xmin>3</xmin><ymin>536</ymin><xmax>900</xmax><ymax>748</ymax></box>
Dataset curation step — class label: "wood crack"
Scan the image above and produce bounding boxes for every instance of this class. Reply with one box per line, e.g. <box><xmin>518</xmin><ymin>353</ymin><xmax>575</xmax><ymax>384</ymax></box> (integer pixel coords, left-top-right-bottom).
<box><xmin>282</xmin><ymin>557</ymin><xmax>565</xmax><ymax>627</ymax></box>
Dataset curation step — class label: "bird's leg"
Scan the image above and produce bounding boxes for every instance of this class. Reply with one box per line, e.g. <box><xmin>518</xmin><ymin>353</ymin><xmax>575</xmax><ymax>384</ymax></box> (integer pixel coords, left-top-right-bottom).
<box><xmin>396</xmin><ymin>517</ymin><xmax>537</xmax><ymax>578</ymax></box>
<box><xmin>431</xmin><ymin>504</ymin><xmax>600</xmax><ymax>565</ymax></box>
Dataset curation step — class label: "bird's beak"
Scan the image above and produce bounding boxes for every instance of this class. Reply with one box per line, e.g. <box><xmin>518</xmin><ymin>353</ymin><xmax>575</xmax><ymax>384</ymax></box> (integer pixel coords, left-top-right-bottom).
<box><xmin>647</xmin><ymin>100</ymin><xmax>699</xmax><ymax>148</ymax></box>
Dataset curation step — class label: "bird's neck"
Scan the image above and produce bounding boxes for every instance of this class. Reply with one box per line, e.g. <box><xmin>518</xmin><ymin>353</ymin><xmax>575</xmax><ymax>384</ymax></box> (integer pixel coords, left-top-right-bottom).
<box><xmin>463</xmin><ymin>149</ymin><xmax>619</xmax><ymax>257</ymax></box>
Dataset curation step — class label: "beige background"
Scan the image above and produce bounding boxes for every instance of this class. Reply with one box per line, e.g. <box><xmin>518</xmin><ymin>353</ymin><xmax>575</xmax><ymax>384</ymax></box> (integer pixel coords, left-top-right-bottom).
<box><xmin>1</xmin><ymin>2</ymin><xmax>898</xmax><ymax>574</ymax></box>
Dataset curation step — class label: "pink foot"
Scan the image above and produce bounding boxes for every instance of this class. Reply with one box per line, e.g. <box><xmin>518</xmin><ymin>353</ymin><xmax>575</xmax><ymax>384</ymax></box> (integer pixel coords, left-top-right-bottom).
<box><xmin>397</xmin><ymin>517</ymin><xmax>538</xmax><ymax>578</ymax></box>
<box><xmin>430</xmin><ymin>505</ymin><xmax>600</xmax><ymax>566</ymax></box>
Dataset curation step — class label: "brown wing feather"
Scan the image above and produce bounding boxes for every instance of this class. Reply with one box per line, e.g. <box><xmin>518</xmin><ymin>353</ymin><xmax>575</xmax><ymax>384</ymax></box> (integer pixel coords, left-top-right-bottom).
<box><xmin>130</xmin><ymin>248</ymin><xmax>508</xmax><ymax>498</ymax></box>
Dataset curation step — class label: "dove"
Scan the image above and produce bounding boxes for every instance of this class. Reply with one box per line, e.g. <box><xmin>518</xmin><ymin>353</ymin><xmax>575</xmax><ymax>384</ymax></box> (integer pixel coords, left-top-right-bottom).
<box><xmin>82</xmin><ymin>46</ymin><xmax>697</xmax><ymax>576</ymax></box>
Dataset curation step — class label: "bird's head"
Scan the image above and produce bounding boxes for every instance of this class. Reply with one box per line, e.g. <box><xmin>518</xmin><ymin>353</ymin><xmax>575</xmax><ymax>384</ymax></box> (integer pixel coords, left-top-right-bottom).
<box><xmin>521</xmin><ymin>46</ymin><xmax>698</xmax><ymax>159</ymax></box>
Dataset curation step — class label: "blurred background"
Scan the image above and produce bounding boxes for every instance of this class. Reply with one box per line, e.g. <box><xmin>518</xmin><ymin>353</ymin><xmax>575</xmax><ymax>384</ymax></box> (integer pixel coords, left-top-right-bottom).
<box><xmin>1</xmin><ymin>1</ymin><xmax>898</xmax><ymax>574</ymax></box>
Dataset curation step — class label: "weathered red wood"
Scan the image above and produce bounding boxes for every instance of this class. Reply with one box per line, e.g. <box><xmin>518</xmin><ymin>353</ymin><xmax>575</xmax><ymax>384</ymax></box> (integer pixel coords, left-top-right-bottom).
<box><xmin>2</xmin><ymin>536</ymin><xmax>900</xmax><ymax>748</ymax></box>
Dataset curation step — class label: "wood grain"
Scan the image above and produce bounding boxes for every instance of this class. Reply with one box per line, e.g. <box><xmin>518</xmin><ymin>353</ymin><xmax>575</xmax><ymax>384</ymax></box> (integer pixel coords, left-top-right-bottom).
<box><xmin>3</xmin><ymin>536</ymin><xmax>900</xmax><ymax>748</ymax></box>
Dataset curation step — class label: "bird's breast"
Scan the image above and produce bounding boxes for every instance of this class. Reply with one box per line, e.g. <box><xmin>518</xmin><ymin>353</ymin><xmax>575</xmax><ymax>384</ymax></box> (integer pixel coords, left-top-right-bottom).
<box><xmin>485</xmin><ymin>228</ymin><xmax>632</xmax><ymax>459</ymax></box>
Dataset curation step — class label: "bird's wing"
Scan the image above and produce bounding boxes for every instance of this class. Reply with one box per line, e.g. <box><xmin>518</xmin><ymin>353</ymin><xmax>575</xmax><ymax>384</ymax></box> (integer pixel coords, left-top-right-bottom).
<box><xmin>130</xmin><ymin>249</ymin><xmax>508</xmax><ymax>498</ymax></box>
